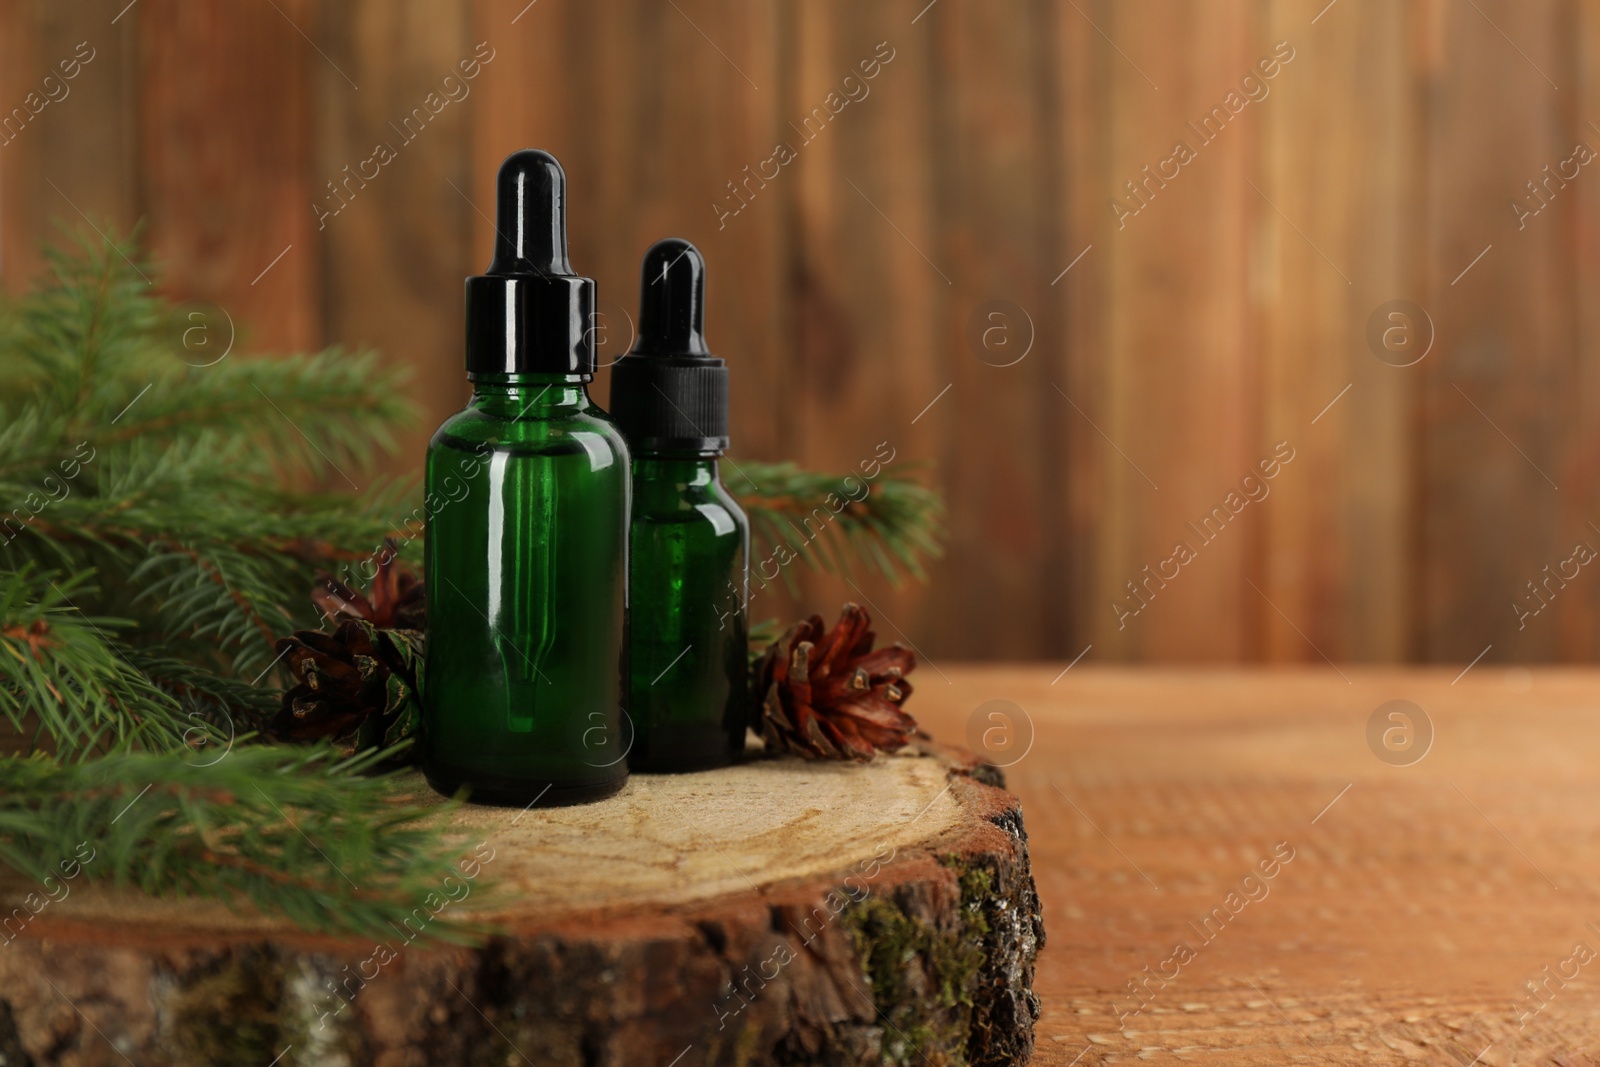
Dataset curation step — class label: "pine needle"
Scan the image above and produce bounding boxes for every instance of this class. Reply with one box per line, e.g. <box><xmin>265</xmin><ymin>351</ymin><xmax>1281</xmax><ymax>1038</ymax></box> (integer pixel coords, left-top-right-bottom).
<box><xmin>0</xmin><ymin>746</ymin><xmax>487</xmax><ymax>944</ymax></box>
<box><xmin>730</xmin><ymin>460</ymin><xmax>944</xmax><ymax>591</ymax></box>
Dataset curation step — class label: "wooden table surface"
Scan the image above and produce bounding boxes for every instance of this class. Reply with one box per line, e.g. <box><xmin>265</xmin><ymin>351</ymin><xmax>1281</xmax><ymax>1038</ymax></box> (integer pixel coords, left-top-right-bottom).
<box><xmin>912</xmin><ymin>666</ymin><xmax>1600</xmax><ymax>1066</ymax></box>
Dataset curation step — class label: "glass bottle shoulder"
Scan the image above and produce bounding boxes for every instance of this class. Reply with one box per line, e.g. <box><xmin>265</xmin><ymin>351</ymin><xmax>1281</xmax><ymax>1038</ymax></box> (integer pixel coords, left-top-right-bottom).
<box><xmin>631</xmin><ymin>461</ymin><xmax>748</xmax><ymax>534</ymax></box>
<box><xmin>429</xmin><ymin>395</ymin><xmax>630</xmax><ymax>466</ymax></box>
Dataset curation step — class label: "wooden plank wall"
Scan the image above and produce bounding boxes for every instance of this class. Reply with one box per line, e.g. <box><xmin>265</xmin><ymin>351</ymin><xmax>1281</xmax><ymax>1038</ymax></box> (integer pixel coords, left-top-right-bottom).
<box><xmin>1</xmin><ymin>0</ymin><xmax>1596</xmax><ymax>666</ymax></box>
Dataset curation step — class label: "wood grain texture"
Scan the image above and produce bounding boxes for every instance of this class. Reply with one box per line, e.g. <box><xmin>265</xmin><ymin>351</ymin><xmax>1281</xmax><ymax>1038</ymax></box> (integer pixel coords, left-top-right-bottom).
<box><xmin>1053</xmin><ymin>0</ymin><xmax>1113</xmax><ymax>671</ymax></box>
<box><xmin>2</xmin><ymin>0</ymin><xmax>1600</xmax><ymax>666</ymax></box>
<box><xmin>1257</xmin><ymin>0</ymin><xmax>1421</xmax><ymax>664</ymax></box>
<box><xmin>1421</xmin><ymin>0</ymin><xmax>1577</xmax><ymax>665</ymax></box>
<box><xmin>1070</xmin><ymin>0</ymin><xmax>1264</xmax><ymax>662</ymax></box>
<box><xmin>780</xmin><ymin>1</ymin><xmax>947</xmax><ymax>656</ymax></box>
<box><xmin>921</xmin><ymin>0</ymin><xmax>1062</xmax><ymax>660</ymax></box>
<box><xmin>909</xmin><ymin>664</ymin><xmax>1600</xmax><ymax>1065</ymax></box>
<box><xmin>0</xmin><ymin>0</ymin><xmax>137</xmax><ymax>288</ymax></box>
<box><xmin>137</xmin><ymin>0</ymin><xmax>319</xmax><ymax>354</ymax></box>
<box><xmin>317</xmin><ymin>0</ymin><xmax>476</xmax><ymax>483</ymax></box>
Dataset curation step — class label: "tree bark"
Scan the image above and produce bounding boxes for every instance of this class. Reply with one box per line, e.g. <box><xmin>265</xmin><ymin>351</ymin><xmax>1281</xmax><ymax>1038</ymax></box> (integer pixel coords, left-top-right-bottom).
<box><xmin>0</xmin><ymin>742</ymin><xmax>1042</xmax><ymax>1066</ymax></box>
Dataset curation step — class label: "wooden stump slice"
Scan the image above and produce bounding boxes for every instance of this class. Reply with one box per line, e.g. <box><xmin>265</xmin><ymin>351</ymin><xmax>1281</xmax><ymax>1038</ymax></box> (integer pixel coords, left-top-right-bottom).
<box><xmin>0</xmin><ymin>743</ymin><xmax>1043</xmax><ymax>1067</ymax></box>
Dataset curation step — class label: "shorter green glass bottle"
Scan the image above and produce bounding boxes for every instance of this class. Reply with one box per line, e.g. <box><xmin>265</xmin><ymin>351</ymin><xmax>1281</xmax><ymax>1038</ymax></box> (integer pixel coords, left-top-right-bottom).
<box><xmin>609</xmin><ymin>240</ymin><xmax>749</xmax><ymax>772</ymax></box>
<box><xmin>422</xmin><ymin>149</ymin><xmax>630</xmax><ymax>806</ymax></box>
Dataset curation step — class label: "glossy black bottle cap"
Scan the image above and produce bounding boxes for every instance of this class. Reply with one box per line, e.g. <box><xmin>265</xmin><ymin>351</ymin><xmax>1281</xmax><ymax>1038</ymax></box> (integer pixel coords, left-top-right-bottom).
<box><xmin>609</xmin><ymin>239</ymin><xmax>730</xmax><ymax>453</ymax></box>
<box><xmin>464</xmin><ymin>149</ymin><xmax>596</xmax><ymax>376</ymax></box>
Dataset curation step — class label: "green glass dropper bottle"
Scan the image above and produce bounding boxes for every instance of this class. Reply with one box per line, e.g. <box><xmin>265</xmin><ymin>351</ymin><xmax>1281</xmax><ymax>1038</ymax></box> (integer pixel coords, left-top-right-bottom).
<box><xmin>421</xmin><ymin>149</ymin><xmax>631</xmax><ymax>806</ymax></box>
<box><xmin>609</xmin><ymin>239</ymin><xmax>749</xmax><ymax>772</ymax></box>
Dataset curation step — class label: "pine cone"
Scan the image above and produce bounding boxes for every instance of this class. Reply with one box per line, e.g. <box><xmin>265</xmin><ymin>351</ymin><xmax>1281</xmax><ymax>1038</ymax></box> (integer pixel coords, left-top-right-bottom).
<box><xmin>752</xmin><ymin>603</ymin><xmax>918</xmax><ymax>761</ymax></box>
<box><xmin>310</xmin><ymin>538</ymin><xmax>426</xmax><ymax>630</ymax></box>
<box><xmin>269</xmin><ymin>542</ymin><xmax>425</xmax><ymax>756</ymax></box>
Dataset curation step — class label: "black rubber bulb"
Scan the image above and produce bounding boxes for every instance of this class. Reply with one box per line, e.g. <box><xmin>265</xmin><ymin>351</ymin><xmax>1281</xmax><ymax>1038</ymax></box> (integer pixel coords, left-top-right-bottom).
<box><xmin>608</xmin><ymin>236</ymin><xmax>727</xmax><ymax>449</ymax></box>
<box><xmin>634</xmin><ymin>238</ymin><xmax>709</xmax><ymax>356</ymax></box>
<box><xmin>487</xmin><ymin>148</ymin><xmax>571</xmax><ymax>276</ymax></box>
<box><xmin>464</xmin><ymin>148</ymin><xmax>595</xmax><ymax>375</ymax></box>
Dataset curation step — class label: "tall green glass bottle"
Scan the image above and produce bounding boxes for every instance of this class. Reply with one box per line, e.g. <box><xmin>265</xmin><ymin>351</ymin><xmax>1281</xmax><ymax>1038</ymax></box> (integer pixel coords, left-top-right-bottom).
<box><xmin>422</xmin><ymin>149</ymin><xmax>630</xmax><ymax>806</ymax></box>
<box><xmin>609</xmin><ymin>240</ymin><xmax>748</xmax><ymax>772</ymax></box>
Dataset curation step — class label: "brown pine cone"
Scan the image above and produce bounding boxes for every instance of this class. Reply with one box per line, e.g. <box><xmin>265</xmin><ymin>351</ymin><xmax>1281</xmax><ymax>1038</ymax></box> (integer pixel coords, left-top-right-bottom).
<box><xmin>752</xmin><ymin>603</ymin><xmax>918</xmax><ymax>761</ymax></box>
<box><xmin>311</xmin><ymin>538</ymin><xmax>425</xmax><ymax>630</ymax></box>
<box><xmin>269</xmin><ymin>542</ymin><xmax>425</xmax><ymax>755</ymax></box>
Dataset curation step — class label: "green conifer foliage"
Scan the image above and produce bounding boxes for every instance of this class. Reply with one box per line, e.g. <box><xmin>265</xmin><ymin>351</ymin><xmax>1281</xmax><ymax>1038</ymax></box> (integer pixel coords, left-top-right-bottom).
<box><xmin>0</xmin><ymin>230</ymin><xmax>943</xmax><ymax>938</ymax></box>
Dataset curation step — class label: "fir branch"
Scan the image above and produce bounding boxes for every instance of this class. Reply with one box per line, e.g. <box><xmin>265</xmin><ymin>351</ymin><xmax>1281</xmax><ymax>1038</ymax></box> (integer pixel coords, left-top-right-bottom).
<box><xmin>121</xmin><ymin>648</ymin><xmax>278</xmax><ymax>740</ymax></box>
<box><xmin>1</xmin><ymin>466</ymin><xmax>412</xmax><ymax>676</ymax></box>
<box><xmin>0</xmin><ymin>228</ymin><xmax>413</xmax><ymax>483</ymax></box>
<box><xmin>0</xmin><ymin>746</ymin><xmax>487</xmax><ymax>944</ymax></box>
<box><xmin>0</xmin><ymin>567</ymin><xmax>190</xmax><ymax>758</ymax></box>
<box><xmin>91</xmin><ymin>348</ymin><xmax>414</xmax><ymax>481</ymax></box>
<box><xmin>731</xmin><ymin>460</ymin><xmax>944</xmax><ymax>587</ymax></box>
<box><xmin>0</xmin><ymin>227</ymin><xmax>474</xmax><ymax>941</ymax></box>
<box><xmin>0</xmin><ymin>227</ymin><xmax>420</xmax><ymax>680</ymax></box>
<box><xmin>0</xmin><ymin>227</ymin><xmax>155</xmax><ymax>414</ymax></box>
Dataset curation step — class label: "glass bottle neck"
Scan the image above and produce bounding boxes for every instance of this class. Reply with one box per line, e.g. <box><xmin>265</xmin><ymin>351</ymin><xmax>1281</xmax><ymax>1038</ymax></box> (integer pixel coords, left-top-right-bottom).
<box><xmin>634</xmin><ymin>454</ymin><xmax>721</xmax><ymax>485</ymax></box>
<box><xmin>469</xmin><ymin>374</ymin><xmax>590</xmax><ymax>416</ymax></box>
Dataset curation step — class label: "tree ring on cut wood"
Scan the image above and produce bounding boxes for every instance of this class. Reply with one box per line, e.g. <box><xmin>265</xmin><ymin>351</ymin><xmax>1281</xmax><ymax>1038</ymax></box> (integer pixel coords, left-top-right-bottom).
<box><xmin>0</xmin><ymin>741</ymin><xmax>1044</xmax><ymax>1066</ymax></box>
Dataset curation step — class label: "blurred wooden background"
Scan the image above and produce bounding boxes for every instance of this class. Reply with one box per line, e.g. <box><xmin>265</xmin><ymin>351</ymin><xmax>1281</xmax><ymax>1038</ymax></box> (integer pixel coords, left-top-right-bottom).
<box><xmin>1</xmin><ymin>0</ymin><xmax>1596</xmax><ymax>666</ymax></box>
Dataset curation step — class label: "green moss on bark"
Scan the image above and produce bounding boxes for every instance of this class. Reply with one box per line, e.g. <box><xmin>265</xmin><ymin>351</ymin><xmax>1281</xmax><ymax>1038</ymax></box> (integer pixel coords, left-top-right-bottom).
<box><xmin>162</xmin><ymin>948</ymin><xmax>287</xmax><ymax>1065</ymax></box>
<box><xmin>843</xmin><ymin>864</ymin><xmax>996</xmax><ymax>1067</ymax></box>
<box><xmin>159</xmin><ymin>950</ymin><xmax>367</xmax><ymax>1067</ymax></box>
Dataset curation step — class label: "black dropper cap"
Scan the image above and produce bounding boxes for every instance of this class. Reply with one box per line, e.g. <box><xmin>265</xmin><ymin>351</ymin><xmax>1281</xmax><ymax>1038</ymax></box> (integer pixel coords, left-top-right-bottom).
<box><xmin>464</xmin><ymin>149</ymin><xmax>596</xmax><ymax>376</ymax></box>
<box><xmin>608</xmin><ymin>239</ymin><xmax>729</xmax><ymax>453</ymax></box>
